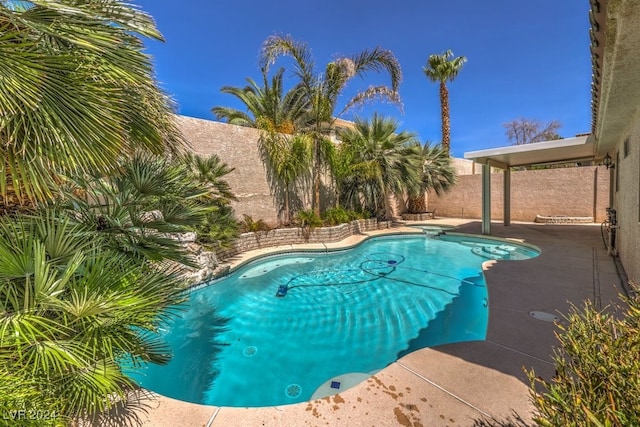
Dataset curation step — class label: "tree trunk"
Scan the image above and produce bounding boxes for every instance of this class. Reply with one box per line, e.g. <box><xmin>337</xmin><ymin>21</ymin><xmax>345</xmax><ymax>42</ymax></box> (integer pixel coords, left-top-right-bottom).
<box><xmin>313</xmin><ymin>139</ymin><xmax>321</xmax><ymax>216</ymax></box>
<box><xmin>0</xmin><ymin>174</ymin><xmax>35</xmax><ymax>215</ymax></box>
<box><xmin>284</xmin><ymin>186</ymin><xmax>291</xmax><ymax>225</ymax></box>
<box><xmin>313</xmin><ymin>168</ymin><xmax>321</xmax><ymax>216</ymax></box>
<box><xmin>384</xmin><ymin>192</ymin><xmax>399</xmax><ymax>221</ymax></box>
<box><xmin>408</xmin><ymin>193</ymin><xmax>427</xmax><ymax>213</ymax></box>
<box><xmin>440</xmin><ymin>81</ymin><xmax>451</xmax><ymax>153</ymax></box>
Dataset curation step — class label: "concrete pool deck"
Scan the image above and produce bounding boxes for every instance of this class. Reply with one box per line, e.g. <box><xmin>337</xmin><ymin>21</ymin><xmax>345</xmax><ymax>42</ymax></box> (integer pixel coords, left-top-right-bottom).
<box><xmin>124</xmin><ymin>220</ymin><xmax>627</xmax><ymax>427</ymax></box>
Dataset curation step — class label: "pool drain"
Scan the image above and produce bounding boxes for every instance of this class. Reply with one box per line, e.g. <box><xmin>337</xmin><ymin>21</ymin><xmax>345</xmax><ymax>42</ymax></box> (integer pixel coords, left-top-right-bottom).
<box><xmin>285</xmin><ymin>384</ymin><xmax>302</xmax><ymax>398</ymax></box>
<box><xmin>529</xmin><ymin>311</ymin><xmax>558</xmax><ymax>322</ymax></box>
<box><xmin>243</xmin><ymin>346</ymin><xmax>258</xmax><ymax>357</ymax></box>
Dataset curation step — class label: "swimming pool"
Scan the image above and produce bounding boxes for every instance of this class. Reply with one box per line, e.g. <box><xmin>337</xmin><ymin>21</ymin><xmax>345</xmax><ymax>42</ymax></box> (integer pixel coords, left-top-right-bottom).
<box><xmin>126</xmin><ymin>233</ymin><xmax>539</xmax><ymax>407</ymax></box>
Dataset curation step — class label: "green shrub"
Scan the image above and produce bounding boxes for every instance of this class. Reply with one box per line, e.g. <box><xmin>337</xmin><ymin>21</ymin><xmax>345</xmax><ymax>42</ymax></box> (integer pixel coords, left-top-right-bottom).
<box><xmin>239</xmin><ymin>214</ymin><xmax>272</xmax><ymax>233</ymax></box>
<box><xmin>294</xmin><ymin>210</ymin><xmax>322</xmax><ymax>242</ymax></box>
<box><xmin>295</xmin><ymin>210</ymin><xmax>323</xmax><ymax>228</ymax></box>
<box><xmin>322</xmin><ymin>207</ymin><xmax>368</xmax><ymax>225</ymax></box>
<box><xmin>528</xmin><ymin>291</ymin><xmax>640</xmax><ymax>426</ymax></box>
<box><xmin>0</xmin><ymin>210</ymin><xmax>186</xmax><ymax>425</ymax></box>
<box><xmin>195</xmin><ymin>205</ymin><xmax>240</xmax><ymax>249</ymax></box>
<box><xmin>322</xmin><ymin>207</ymin><xmax>351</xmax><ymax>225</ymax></box>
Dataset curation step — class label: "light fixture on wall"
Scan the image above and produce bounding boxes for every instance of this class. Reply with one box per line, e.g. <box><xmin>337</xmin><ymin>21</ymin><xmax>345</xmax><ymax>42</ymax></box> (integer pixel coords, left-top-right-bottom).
<box><xmin>602</xmin><ymin>152</ymin><xmax>614</xmax><ymax>169</ymax></box>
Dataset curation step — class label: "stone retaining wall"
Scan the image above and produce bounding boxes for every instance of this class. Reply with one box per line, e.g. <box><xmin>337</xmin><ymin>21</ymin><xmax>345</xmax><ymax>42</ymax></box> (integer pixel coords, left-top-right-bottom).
<box><xmin>219</xmin><ymin>218</ymin><xmax>381</xmax><ymax>258</ymax></box>
<box><xmin>534</xmin><ymin>215</ymin><xmax>594</xmax><ymax>224</ymax></box>
<box><xmin>180</xmin><ymin>218</ymin><xmax>393</xmax><ymax>286</ymax></box>
<box><xmin>401</xmin><ymin>213</ymin><xmax>434</xmax><ymax>221</ymax></box>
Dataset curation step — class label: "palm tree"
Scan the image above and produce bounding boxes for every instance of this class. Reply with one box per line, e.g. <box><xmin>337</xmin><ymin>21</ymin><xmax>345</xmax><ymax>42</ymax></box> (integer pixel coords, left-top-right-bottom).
<box><xmin>260</xmin><ymin>35</ymin><xmax>403</xmax><ymax>216</ymax></box>
<box><xmin>212</xmin><ymin>67</ymin><xmax>309</xmax><ymax>133</ymax></box>
<box><xmin>180</xmin><ymin>153</ymin><xmax>241</xmax><ymax>247</ymax></box>
<box><xmin>407</xmin><ymin>142</ymin><xmax>457</xmax><ymax>214</ymax></box>
<box><xmin>0</xmin><ymin>0</ymin><xmax>183</xmax><ymax>212</ymax></box>
<box><xmin>336</xmin><ymin>114</ymin><xmax>423</xmax><ymax>219</ymax></box>
<box><xmin>260</xmin><ymin>133</ymin><xmax>312</xmax><ymax>224</ymax></box>
<box><xmin>181</xmin><ymin>152</ymin><xmax>237</xmax><ymax>203</ymax></box>
<box><xmin>213</xmin><ymin>67</ymin><xmax>311</xmax><ymax>222</ymax></box>
<box><xmin>57</xmin><ymin>153</ymin><xmax>213</xmax><ymax>266</ymax></box>
<box><xmin>0</xmin><ymin>208</ymin><xmax>186</xmax><ymax>424</ymax></box>
<box><xmin>423</xmin><ymin>50</ymin><xmax>467</xmax><ymax>153</ymax></box>
<box><xmin>0</xmin><ymin>152</ymin><xmax>242</xmax><ymax>423</ymax></box>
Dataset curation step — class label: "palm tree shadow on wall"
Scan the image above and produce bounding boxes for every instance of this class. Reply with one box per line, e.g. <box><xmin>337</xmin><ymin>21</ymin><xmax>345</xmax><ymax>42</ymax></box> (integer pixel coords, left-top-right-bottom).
<box><xmin>273</xmin><ymin>185</ymin><xmax>306</xmax><ymax>226</ymax></box>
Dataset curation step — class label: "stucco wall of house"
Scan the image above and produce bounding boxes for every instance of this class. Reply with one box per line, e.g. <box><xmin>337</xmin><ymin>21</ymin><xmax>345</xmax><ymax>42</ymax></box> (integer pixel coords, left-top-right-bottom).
<box><xmin>613</xmin><ymin>118</ymin><xmax>640</xmax><ymax>284</ymax></box>
<box><xmin>176</xmin><ymin>115</ymin><xmax>279</xmax><ymax>223</ymax></box>
<box><xmin>427</xmin><ymin>166</ymin><xmax>610</xmax><ymax>223</ymax></box>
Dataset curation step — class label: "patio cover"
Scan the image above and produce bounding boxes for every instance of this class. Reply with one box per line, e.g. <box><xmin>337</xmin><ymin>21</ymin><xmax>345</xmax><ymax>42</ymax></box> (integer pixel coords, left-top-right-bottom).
<box><xmin>463</xmin><ymin>135</ymin><xmax>595</xmax><ymax>234</ymax></box>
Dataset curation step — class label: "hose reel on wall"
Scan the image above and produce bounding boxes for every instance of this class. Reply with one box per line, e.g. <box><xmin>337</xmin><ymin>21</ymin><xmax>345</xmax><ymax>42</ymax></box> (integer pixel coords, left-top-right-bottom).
<box><xmin>602</xmin><ymin>207</ymin><xmax>617</xmax><ymax>255</ymax></box>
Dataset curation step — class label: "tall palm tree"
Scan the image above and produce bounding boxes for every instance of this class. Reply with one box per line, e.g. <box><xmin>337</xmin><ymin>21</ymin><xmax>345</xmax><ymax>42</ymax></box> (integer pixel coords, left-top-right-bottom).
<box><xmin>0</xmin><ymin>0</ymin><xmax>183</xmax><ymax>212</ymax></box>
<box><xmin>423</xmin><ymin>50</ymin><xmax>467</xmax><ymax>153</ymax></box>
<box><xmin>336</xmin><ymin>114</ymin><xmax>423</xmax><ymax>219</ymax></box>
<box><xmin>260</xmin><ymin>35</ymin><xmax>403</xmax><ymax>216</ymax></box>
<box><xmin>407</xmin><ymin>142</ymin><xmax>457</xmax><ymax>214</ymax></box>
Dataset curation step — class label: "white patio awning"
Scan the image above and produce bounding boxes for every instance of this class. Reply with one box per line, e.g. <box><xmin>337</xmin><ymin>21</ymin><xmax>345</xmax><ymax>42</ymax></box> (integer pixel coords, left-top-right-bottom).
<box><xmin>464</xmin><ymin>135</ymin><xmax>595</xmax><ymax>169</ymax></box>
<box><xmin>462</xmin><ymin>135</ymin><xmax>596</xmax><ymax>234</ymax></box>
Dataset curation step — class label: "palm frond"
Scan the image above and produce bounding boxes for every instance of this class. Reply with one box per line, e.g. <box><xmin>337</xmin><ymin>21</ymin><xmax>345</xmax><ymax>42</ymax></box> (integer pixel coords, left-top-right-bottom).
<box><xmin>335</xmin><ymin>114</ymin><xmax>422</xmax><ymax>217</ymax></box>
<box><xmin>0</xmin><ymin>0</ymin><xmax>183</xmax><ymax>209</ymax></box>
<box><xmin>423</xmin><ymin>49</ymin><xmax>467</xmax><ymax>83</ymax></box>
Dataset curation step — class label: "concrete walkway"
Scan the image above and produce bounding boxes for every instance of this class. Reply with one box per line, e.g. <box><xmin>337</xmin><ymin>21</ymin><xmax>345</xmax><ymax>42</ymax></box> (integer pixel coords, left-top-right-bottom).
<box><xmin>122</xmin><ymin>220</ymin><xmax>626</xmax><ymax>427</ymax></box>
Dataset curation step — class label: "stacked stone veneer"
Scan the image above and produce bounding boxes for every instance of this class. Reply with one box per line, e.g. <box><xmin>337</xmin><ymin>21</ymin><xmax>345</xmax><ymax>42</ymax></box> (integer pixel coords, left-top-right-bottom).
<box><xmin>219</xmin><ymin>218</ymin><xmax>382</xmax><ymax>258</ymax></box>
<box><xmin>178</xmin><ymin>218</ymin><xmax>391</xmax><ymax>286</ymax></box>
<box><xmin>534</xmin><ymin>215</ymin><xmax>594</xmax><ymax>224</ymax></box>
<box><xmin>401</xmin><ymin>212</ymin><xmax>434</xmax><ymax>221</ymax></box>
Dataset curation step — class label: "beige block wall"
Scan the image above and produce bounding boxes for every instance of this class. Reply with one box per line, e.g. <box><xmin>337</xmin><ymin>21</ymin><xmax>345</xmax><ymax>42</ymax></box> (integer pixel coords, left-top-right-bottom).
<box><xmin>428</xmin><ymin>166</ymin><xmax>610</xmax><ymax>223</ymax></box>
<box><xmin>175</xmin><ymin>117</ymin><xmax>621</xmax><ymax>278</ymax></box>
<box><xmin>613</xmin><ymin>118</ymin><xmax>640</xmax><ymax>283</ymax></box>
<box><xmin>176</xmin><ymin>115</ymin><xmax>278</xmax><ymax>223</ymax></box>
<box><xmin>451</xmin><ymin>158</ymin><xmax>480</xmax><ymax>175</ymax></box>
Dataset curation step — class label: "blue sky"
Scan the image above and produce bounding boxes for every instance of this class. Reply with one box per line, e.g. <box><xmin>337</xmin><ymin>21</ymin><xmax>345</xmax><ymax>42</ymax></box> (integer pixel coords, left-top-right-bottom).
<box><xmin>136</xmin><ymin>1</ymin><xmax>591</xmax><ymax>158</ymax></box>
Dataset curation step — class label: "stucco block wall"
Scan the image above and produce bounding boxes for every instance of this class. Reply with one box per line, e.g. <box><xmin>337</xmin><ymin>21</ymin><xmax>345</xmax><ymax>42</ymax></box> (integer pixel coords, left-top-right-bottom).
<box><xmin>428</xmin><ymin>166</ymin><xmax>610</xmax><ymax>223</ymax></box>
<box><xmin>614</xmin><ymin>119</ymin><xmax>640</xmax><ymax>283</ymax></box>
<box><xmin>176</xmin><ymin>115</ymin><xmax>278</xmax><ymax>223</ymax></box>
<box><xmin>451</xmin><ymin>158</ymin><xmax>480</xmax><ymax>175</ymax></box>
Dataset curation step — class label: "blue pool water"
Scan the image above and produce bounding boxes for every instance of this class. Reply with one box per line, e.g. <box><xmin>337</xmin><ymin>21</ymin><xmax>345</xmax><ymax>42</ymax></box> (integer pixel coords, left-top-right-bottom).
<box><xmin>126</xmin><ymin>233</ymin><xmax>539</xmax><ymax>407</ymax></box>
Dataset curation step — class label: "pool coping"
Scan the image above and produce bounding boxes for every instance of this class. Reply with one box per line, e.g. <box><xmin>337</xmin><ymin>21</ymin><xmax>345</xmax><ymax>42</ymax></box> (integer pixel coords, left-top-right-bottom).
<box><xmin>124</xmin><ymin>219</ymin><xmax>626</xmax><ymax>427</ymax></box>
<box><xmin>200</xmin><ymin>228</ymin><xmax>540</xmax><ymax>290</ymax></box>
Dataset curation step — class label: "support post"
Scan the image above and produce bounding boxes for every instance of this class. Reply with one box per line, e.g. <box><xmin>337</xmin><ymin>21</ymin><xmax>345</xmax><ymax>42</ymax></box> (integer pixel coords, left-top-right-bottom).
<box><xmin>482</xmin><ymin>163</ymin><xmax>491</xmax><ymax>235</ymax></box>
<box><xmin>504</xmin><ymin>168</ymin><xmax>511</xmax><ymax>226</ymax></box>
